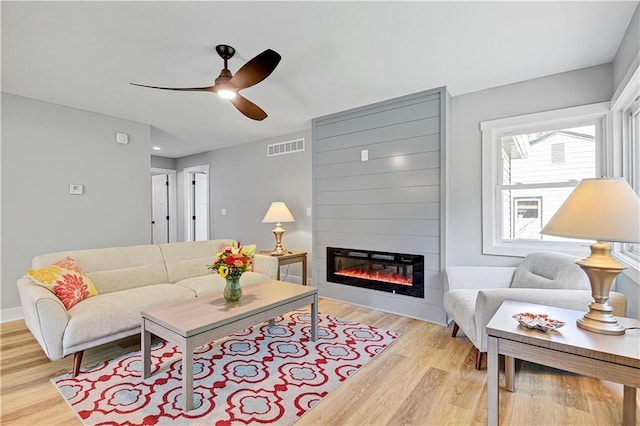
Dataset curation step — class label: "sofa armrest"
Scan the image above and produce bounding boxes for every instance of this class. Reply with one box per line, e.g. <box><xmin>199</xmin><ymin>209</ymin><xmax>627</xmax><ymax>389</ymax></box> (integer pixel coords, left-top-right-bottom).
<box><xmin>253</xmin><ymin>254</ymin><xmax>279</xmax><ymax>280</ymax></box>
<box><xmin>474</xmin><ymin>289</ymin><xmax>627</xmax><ymax>352</ymax></box>
<box><xmin>444</xmin><ymin>266</ymin><xmax>516</xmax><ymax>292</ymax></box>
<box><xmin>16</xmin><ymin>278</ymin><xmax>69</xmax><ymax>361</ymax></box>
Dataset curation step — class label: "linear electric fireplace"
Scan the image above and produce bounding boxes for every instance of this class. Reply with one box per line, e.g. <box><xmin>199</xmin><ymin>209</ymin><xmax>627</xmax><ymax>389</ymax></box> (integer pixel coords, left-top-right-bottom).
<box><xmin>327</xmin><ymin>247</ymin><xmax>424</xmax><ymax>298</ymax></box>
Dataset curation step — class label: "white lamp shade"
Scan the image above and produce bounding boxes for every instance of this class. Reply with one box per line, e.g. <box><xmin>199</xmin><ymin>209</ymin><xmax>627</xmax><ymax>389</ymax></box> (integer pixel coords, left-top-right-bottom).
<box><xmin>262</xmin><ymin>202</ymin><xmax>295</xmax><ymax>223</ymax></box>
<box><xmin>541</xmin><ymin>178</ymin><xmax>640</xmax><ymax>243</ymax></box>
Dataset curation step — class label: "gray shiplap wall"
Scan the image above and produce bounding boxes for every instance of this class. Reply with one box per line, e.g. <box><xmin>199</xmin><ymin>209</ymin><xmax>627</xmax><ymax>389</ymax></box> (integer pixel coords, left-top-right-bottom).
<box><xmin>312</xmin><ymin>88</ymin><xmax>448</xmax><ymax>324</ymax></box>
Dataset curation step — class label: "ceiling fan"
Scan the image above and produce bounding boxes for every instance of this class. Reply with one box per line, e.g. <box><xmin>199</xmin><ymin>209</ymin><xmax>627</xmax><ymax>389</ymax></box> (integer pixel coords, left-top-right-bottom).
<box><xmin>131</xmin><ymin>44</ymin><xmax>281</xmax><ymax>121</ymax></box>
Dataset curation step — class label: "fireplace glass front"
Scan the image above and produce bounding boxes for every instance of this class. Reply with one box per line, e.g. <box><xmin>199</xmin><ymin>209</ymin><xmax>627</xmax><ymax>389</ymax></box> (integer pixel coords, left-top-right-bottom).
<box><xmin>326</xmin><ymin>247</ymin><xmax>424</xmax><ymax>298</ymax></box>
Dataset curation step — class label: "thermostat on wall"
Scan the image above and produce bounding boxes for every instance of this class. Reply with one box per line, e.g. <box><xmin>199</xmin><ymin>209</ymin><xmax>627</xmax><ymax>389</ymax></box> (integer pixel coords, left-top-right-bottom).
<box><xmin>115</xmin><ymin>132</ymin><xmax>129</xmax><ymax>144</ymax></box>
<box><xmin>69</xmin><ymin>184</ymin><xmax>84</xmax><ymax>195</ymax></box>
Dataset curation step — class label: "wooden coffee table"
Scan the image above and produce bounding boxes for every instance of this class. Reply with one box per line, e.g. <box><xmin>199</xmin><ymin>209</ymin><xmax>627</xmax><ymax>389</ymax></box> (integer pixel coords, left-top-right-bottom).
<box><xmin>486</xmin><ymin>300</ymin><xmax>640</xmax><ymax>426</ymax></box>
<box><xmin>140</xmin><ymin>279</ymin><xmax>318</xmax><ymax>411</ymax></box>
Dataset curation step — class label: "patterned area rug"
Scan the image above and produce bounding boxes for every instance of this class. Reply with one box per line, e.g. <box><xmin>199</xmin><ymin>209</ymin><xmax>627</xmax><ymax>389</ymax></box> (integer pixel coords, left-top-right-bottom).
<box><xmin>52</xmin><ymin>309</ymin><xmax>399</xmax><ymax>425</ymax></box>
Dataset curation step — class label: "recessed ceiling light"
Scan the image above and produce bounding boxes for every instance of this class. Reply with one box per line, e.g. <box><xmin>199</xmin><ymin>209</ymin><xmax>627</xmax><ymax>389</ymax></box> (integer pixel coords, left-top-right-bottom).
<box><xmin>152</xmin><ymin>146</ymin><xmax>161</xmax><ymax>151</ymax></box>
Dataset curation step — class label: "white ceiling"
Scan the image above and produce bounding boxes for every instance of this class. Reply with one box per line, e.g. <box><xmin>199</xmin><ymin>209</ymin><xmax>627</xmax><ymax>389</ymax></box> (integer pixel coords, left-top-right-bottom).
<box><xmin>2</xmin><ymin>1</ymin><xmax>637</xmax><ymax>158</ymax></box>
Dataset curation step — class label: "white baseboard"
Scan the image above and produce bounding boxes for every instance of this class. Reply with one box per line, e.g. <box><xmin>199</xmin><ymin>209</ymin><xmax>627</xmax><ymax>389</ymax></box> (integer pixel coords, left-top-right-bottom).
<box><xmin>1</xmin><ymin>306</ymin><xmax>24</xmax><ymax>323</ymax></box>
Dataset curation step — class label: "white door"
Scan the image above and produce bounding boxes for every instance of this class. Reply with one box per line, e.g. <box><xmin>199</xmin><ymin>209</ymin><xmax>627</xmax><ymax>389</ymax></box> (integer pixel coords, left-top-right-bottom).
<box><xmin>151</xmin><ymin>174</ymin><xmax>169</xmax><ymax>244</ymax></box>
<box><xmin>194</xmin><ymin>172</ymin><xmax>208</xmax><ymax>241</ymax></box>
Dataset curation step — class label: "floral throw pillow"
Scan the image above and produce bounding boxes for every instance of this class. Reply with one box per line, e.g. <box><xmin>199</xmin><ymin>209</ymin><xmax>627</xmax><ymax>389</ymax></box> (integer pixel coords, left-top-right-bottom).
<box><xmin>26</xmin><ymin>257</ymin><xmax>98</xmax><ymax>310</ymax></box>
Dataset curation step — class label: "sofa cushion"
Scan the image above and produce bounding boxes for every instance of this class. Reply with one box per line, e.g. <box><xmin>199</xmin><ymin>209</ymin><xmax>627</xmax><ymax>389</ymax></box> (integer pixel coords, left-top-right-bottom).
<box><xmin>32</xmin><ymin>245</ymin><xmax>169</xmax><ymax>294</ymax></box>
<box><xmin>62</xmin><ymin>283</ymin><xmax>194</xmax><ymax>348</ymax></box>
<box><xmin>510</xmin><ymin>251</ymin><xmax>590</xmax><ymax>290</ymax></box>
<box><xmin>175</xmin><ymin>271</ymin><xmax>271</xmax><ymax>297</ymax></box>
<box><xmin>27</xmin><ymin>257</ymin><xmax>98</xmax><ymax>310</ymax></box>
<box><xmin>159</xmin><ymin>239</ymin><xmax>234</xmax><ymax>283</ymax></box>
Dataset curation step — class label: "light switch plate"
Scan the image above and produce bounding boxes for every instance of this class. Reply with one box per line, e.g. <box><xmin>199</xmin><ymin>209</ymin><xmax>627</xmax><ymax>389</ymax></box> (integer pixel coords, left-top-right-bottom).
<box><xmin>69</xmin><ymin>184</ymin><xmax>84</xmax><ymax>195</ymax></box>
<box><xmin>221</xmin><ymin>208</ymin><xmax>227</xmax><ymax>216</ymax></box>
<box><xmin>361</xmin><ymin>149</ymin><xmax>368</xmax><ymax>161</ymax></box>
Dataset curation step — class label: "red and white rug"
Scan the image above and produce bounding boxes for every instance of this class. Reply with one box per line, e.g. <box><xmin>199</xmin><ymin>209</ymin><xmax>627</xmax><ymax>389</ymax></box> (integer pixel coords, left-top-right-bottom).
<box><xmin>52</xmin><ymin>309</ymin><xmax>399</xmax><ymax>425</ymax></box>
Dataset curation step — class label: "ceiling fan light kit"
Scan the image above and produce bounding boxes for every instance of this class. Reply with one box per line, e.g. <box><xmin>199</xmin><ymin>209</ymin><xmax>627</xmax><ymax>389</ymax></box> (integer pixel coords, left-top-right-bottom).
<box><xmin>130</xmin><ymin>44</ymin><xmax>280</xmax><ymax>121</ymax></box>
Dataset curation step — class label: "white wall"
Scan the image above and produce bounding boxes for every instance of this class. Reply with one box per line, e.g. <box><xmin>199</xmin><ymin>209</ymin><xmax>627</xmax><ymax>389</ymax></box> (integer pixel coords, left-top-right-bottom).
<box><xmin>1</xmin><ymin>94</ymin><xmax>152</xmax><ymax>316</ymax></box>
<box><xmin>609</xmin><ymin>2</ymin><xmax>640</xmax><ymax>319</ymax></box>
<box><xmin>175</xmin><ymin>130</ymin><xmax>313</xmax><ymax>282</ymax></box>
<box><xmin>151</xmin><ymin>155</ymin><xmax>177</xmax><ymax>170</ymax></box>
<box><xmin>448</xmin><ymin>62</ymin><xmax>640</xmax><ymax>319</ymax></box>
<box><xmin>447</xmin><ymin>64</ymin><xmax>613</xmax><ymax>268</ymax></box>
<box><xmin>612</xmin><ymin>3</ymin><xmax>639</xmax><ymax>91</ymax></box>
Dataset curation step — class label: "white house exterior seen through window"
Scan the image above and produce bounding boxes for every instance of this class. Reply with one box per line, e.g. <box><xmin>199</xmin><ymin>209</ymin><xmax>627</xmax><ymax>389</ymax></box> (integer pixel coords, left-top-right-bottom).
<box><xmin>481</xmin><ymin>103</ymin><xmax>607</xmax><ymax>257</ymax></box>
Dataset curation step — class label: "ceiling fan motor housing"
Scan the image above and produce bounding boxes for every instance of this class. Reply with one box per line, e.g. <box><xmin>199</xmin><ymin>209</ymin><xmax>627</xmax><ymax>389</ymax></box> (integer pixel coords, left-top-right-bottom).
<box><xmin>215</xmin><ymin>44</ymin><xmax>236</xmax><ymax>60</ymax></box>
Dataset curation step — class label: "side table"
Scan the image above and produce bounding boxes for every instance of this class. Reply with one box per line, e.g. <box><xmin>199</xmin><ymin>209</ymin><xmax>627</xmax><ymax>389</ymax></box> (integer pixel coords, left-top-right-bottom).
<box><xmin>259</xmin><ymin>250</ymin><xmax>307</xmax><ymax>286</ymax></box>
<box><xmin>486</xmin><ymin>300</ymin><xmax>640</xmax><ymax>426</ymax></box>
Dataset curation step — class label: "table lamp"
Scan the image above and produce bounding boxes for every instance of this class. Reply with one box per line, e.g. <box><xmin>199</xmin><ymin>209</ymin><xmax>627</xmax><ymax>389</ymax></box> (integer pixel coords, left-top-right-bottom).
<box><xmin>541</xmin><ymin>177</ymin><xmax>640</xmax><ymax>335</ymax></box>
<box><xmin>262</xmin><ymin>201</ymin><xmax>295</xmax><ymax>256</ymax></box>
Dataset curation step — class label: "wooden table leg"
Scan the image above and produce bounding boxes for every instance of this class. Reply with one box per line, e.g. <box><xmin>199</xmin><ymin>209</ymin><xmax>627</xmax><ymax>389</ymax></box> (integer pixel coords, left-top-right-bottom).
<box><xmin>302</xmin><ymin>256</ymin><xmax>307</xmax><ymax>286</ymax></box>
<box><xmin>141</xmin><ymin>319</ymin><xmax>151</xmax><ymax>379</ymax></box>
<box><xmin>182</xmin><ymin>340</ymin><xmax>194</xmax><ymax>411</ymax></box>
<box><xmin>505</xmin><ymin>356</ymin><xmax>515</xmax><ymax>392</ymax></box>
<box><xmin>487</xmin><ymin>336</ymin><xmax>499</xmax><ymax>426</ymax></box>
<box><xmin>623</xmin><ymin>386</ymin><xmax>637</xmax><ymax>426</ymax></box>
<box><xmin>310</xmin><ymin>293</ymin><xmax>318</xmax><ymax>341</ymax></box>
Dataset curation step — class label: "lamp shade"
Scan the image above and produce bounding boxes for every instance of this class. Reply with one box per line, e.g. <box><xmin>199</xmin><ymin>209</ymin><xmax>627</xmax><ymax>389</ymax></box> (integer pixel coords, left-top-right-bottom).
<box><xmin>540</xmin><ymin>178</ymin><xmax>640</xmax><ymax>243</ymax></box>
<box><xmin>262</xmin><ymin>202</ymin><xmax>295</xmax><ymax>224</ymax></box>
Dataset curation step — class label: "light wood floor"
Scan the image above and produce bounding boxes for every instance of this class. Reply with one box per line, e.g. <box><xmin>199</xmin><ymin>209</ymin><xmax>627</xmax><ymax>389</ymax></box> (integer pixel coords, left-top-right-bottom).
<box><xmin>1</xmin><ymin>298</ymin><xmax>636</xmax><ymax>425</ymax></box>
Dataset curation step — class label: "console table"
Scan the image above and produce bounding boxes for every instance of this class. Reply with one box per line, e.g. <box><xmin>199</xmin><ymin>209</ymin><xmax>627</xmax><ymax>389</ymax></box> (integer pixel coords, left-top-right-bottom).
<box><xmin>486</xmin><ymin>300</ymin><xmax>640</xmax><ymax>426</ymax></box>
<box><xmin>259</xmin><ymin>250</ymin><xmax>307</xmax><ymax>286</ymax></box>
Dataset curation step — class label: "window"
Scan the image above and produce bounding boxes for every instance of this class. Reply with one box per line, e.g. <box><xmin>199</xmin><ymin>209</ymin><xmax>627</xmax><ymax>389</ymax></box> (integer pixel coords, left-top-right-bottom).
<box><xmin>626</xmin><ymin>102</ymin><xmax>640</xmax><ymax>259</ymax></box>
<box><xmin>512</xmin><ymin>197</ymin><xmax>542</xmax><ymax>239</ymax></box>
<box><xmin>610</xmin><ymin>65</ymin><xmax>640</xmax><ymax>275</ymax></box>
<box><xmin>481</xmin><ymin>103</ymin><xmax>608</xmax><ymax>257</ymax></box>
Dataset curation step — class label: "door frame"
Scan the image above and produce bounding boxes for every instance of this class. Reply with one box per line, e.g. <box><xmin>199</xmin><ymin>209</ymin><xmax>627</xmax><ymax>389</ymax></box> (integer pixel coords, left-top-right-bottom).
<box><xmin>183</xmin><ymin>164</ymin><xmax>210</xmax><ymax>241</ymax></box>
<box><xmin>151</xmin><ymin>167</ymin><xmax>177</xmax><ymax>243</ymax></box>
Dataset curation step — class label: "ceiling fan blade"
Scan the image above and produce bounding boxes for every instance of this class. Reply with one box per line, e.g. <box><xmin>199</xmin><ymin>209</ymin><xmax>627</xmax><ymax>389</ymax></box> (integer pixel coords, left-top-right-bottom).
<box><xmin>229</xmin><ymin>49</ymin><xmax>281</xmax><ymax>90</ymax></box>
<box><xmin>130</xmin><ymin>83</ymin><xmax>215</xmax><ymax>92</ymax></box>
<box><xmin>229</xmin><ymin>94</ymin><xmax>268</xmax><ymax>121</ymax></box>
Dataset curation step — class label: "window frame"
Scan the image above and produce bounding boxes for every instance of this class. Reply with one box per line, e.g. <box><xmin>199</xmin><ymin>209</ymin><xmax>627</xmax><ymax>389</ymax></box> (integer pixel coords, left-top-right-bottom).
<box><xmin>481</xmin><ymin>102</ymin><xmax>609</xmax><ymax>257</ymax></box>
<box><xmin>609</xmin><ymin>64</ymin><xmax>640</xmax><ymax>280</ymax></box>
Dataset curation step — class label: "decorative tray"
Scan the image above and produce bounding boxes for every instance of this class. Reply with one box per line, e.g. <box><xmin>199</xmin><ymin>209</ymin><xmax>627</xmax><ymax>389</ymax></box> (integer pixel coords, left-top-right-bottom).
<box><xmin>513</xmin><ymin>312</ymin><xmax>565</xmax><ymax>332</ymax></box>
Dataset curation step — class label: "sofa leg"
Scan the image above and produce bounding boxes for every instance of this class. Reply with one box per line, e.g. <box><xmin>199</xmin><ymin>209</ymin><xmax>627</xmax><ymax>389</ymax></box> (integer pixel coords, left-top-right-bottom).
<box><xmin>475</xmin><ymin>349</ymin><xmax>485</xmax><ymax>370</ymax></box>
<box><xmin>72</xmin><ymin>351</ymin><xmax>84</xmax><ymax>377</ymax></box>
<box><xmin>452</xmin><ymin>322</ymin><xmax>459</xmax><ymax>337</ymax></box>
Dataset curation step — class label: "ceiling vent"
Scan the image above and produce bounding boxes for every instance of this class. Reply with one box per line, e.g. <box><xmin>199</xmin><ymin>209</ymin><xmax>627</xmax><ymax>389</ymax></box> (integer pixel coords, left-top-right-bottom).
<box><xmin>267</xmin><ymin>138</ymin><xmax>305</xmax><ymax>157</ymax></box>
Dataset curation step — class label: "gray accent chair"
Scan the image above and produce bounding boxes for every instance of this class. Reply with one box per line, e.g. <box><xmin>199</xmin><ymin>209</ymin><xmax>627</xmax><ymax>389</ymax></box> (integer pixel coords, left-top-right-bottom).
<box><xmin>443</xmin><ymin>251</ymin><xmax>627</xmax><ymax>369</ymax></box>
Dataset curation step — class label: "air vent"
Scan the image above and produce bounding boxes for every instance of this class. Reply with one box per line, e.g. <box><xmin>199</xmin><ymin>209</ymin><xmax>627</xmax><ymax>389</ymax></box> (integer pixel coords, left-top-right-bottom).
<box><xmin>267</xmin><ymin>138</ymin><xmax>305</xmax><ymax>157</ymax></box>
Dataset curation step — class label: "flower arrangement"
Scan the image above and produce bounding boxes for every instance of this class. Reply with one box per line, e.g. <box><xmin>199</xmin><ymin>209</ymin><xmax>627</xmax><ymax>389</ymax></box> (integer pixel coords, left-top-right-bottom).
<box><xmin>208</xmin><ymin>241</ymin><xmax>255</xmax><ymax>280</ymax></box>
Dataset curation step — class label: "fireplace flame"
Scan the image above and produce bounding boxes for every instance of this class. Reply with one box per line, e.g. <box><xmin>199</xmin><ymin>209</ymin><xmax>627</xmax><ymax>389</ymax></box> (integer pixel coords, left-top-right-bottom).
<box><xmin>335</xmin><ymin>269</ymin><xmax>413</xmax><ymax>286</ymax></box>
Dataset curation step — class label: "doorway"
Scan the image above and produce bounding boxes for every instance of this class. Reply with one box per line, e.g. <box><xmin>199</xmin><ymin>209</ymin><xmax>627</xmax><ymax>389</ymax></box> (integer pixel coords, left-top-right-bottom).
<box><xmin>184</xmin><ymin>165</ymin><xmax>209</xmax><ymax>241</ymax></box>
<box><xmin>151</xmin><ymin>168</ymin><xmax>177</xmax><ymax>244</ymax></box>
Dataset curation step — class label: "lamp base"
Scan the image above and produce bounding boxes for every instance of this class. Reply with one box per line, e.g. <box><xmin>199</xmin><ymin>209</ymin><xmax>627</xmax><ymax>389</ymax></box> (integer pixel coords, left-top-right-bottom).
<box><xmin>575</xmin><ymin>241</ymin><xmax>626</xmax><ymax>336</ymax></box>
<box><xmin>271</xmin><ymin>224</ymin><xmax>286</xmax><ymax>256</ymax></box>
<box><xmin>577</xmin><ymin>308</ymin><xmax>625</xmax><ymax>335</ymax></box>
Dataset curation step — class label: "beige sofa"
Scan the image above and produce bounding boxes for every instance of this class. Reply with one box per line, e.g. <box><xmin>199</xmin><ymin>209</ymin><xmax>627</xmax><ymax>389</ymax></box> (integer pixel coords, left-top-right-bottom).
<box><xmin>16</xmin><ymin>240</ymin><xmax>279</xmax><ymax>376</ymax></box>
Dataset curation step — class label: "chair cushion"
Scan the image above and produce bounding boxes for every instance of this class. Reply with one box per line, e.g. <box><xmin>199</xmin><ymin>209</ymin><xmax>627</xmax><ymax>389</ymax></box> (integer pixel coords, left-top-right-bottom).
<box><xmin>510</xmin><ymin>251</ymin><xmax>590</xmax><ymax>290</ymax></box>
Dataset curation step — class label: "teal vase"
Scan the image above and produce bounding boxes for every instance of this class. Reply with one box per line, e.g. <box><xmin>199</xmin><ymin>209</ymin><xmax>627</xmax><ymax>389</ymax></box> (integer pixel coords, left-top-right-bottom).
<box><xmin>223</xmin><ymin>277</ymin><xmax>242</xmax><ymax>302</ymax></box>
